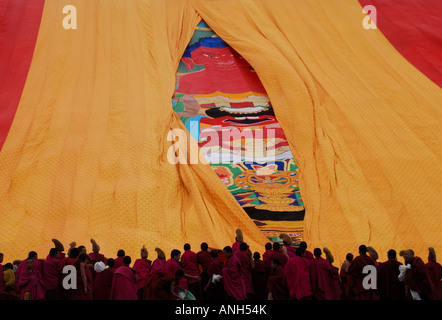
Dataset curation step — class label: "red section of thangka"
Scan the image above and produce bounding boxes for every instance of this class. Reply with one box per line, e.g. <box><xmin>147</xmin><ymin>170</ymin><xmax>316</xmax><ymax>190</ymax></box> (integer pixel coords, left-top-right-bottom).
<box><xmin>359</xmin><ymin>0</ymin><xmax>442</xmax><ymax>87</ymax></box>
<box><xmin>0</xmin><ymin>0</ymin><xmax>45</xmax><ymax>150</ymax></box>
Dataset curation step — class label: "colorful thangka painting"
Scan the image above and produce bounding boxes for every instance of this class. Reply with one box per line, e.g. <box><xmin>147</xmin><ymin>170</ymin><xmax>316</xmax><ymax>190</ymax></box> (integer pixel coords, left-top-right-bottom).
<box><xmin>173</xmin><ymin>21</ymin><xmax>305</xmax><ymax>244</ymax></box>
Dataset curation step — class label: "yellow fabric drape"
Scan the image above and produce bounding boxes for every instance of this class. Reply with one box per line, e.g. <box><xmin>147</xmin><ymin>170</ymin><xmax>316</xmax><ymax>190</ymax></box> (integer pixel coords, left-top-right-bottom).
<box><xmin>193</xmin><ymin>0</ymin><xmax>442</xmax><ymax>264</ymax></box>
<box><xmin>1</xmin><ymin>0</ymin><xmax>441</xmax><ymax>266</ymax></box>
<box><xmin>0</xmin><ymin>0</ymin><xmax>268</xmax><ymax>261</ymax></box>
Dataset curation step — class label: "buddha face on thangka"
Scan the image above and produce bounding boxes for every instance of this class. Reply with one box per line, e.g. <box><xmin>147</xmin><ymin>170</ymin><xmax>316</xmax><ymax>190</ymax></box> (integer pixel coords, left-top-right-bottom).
<box><xmin>174</xmin><ymin>35</ymin><xmax>290</xmax><ymax>161</ymax></box>
<box><xmin>172</xmin><ymin>21</ymin><xmax>304</xmax><ymax>232</ymax></box>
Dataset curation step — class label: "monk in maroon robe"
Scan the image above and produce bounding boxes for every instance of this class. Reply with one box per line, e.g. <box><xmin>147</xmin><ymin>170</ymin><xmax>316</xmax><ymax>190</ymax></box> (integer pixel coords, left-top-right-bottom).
<box><xmin>0</xmin><ymin>253</ymin><xmax>5</xmax><ymax>298</ymax></box>
<box><xmin>280</xmin><ymin>234</ymin><xmax>297</xmax><ymax>258</ymax></box>
<box><xmin>310</xmin><ymin>248</ymin><xmax>339</xmax><ymax>300</ymax></box>
<box><xmin>426</xmin><ymin>247</ymin><xmax>442</xmax><ymax>300</ymax></box>
<box><xmin>15</xmin><ymin>251</ymin><xmax>42</xmax><ymax>296</ymax></box>
<box><xmin>284</xmin><ymin>247</ymin><xmax>312</xmax><ymax>300</ymax></box>
<box><xmin>181</xmin><ymin>243</ymin><xmax>202</xmax><ymax>299</ymax></box>
<box><xmin>88</xmin><ymin>239</ymin><xmax>105</xmax><ymax>265</ymax></box>
<box><xmin>205</xmin><ymin>249</ymin><xmax>226</xmax><ymax>300</ymax></box>
<box><xmin>196</xmin><ymin>243</ymin><xmax>212</xmax><ymax>275</ymax></box>
<box><xmin>252</xmin><ymin>252</ymin><xmax>267</xmax><ymax>300</ymax></box>
<box><xmin>85</xmin><ymin>256</ymin><xmax>94</xmax><ymax>299</ymax></box>
<box><xmin>339</xmin><ymin>253</ymin><xmax>353</xmax><ymax>300</ymax></box>
<box><xmin>149</xmin><ymin>248</ymin><xmax>166</xmax><ymax>277</ymax></box>
<box><xmin>264</xmin><ymin>242</ymin><xmax>289</xmax><ymax>273</ymax></box>
<box><xmin>110</xmin><ymin>256</ymin><xmax>138</xmax><ymax>300</ymax></box>
<box><xmin>17</xmin><ymin>258</ymin><xmax>45</xmax><ymax>300</ymax></box>
<box><xmin>232</xmin><ymin>229</ymin><xmax>244</xmax><ymax>253</ymax></box>
<box><xmin>377</xmin><ymin>249</ymin><xmax>405</xmax><ymax>300</ymax></box>
<box><xmin>347</xmin><ymin>245</ymin><xmax>378</xmax><ymax>300</ymax></box>
<box><xmin>164</xmin><ymin>249</ymin><xmax>187</xmax><ymax>292</ymax></box>
<box><xmin>402</xmin><ymin>249</ymin><xmax>434</xmax><ymax>300</ymax></box>
<box><xmin>89</xmin><ymin>238</ymin><xmax>105</xmax><ymax>292</ymax></box>
<box><xmin>69</xmin><ymin>253</ymin><xmax>91</xmax><ymax>300</ymax></box>
<box><xmin>236</xmin><ymin>243</ymin><xmax>255</xmax><ymax>299</ymax></box>
<box><xmin>133</xmin><ymin>245</ymin><xmax>152</xmax><ymax>300</ymax></box>
<box><xmin>262</xmin><ymin>243</ymin><xmax>273</xmax><ymax>262</ymax></box>
<box><xmin>58</xmin><ymin>247</ymin><xmax>80</xmax><ymax>300</ymax></box>
<box><xmin>43</xmin><ymin>248</ymin><xmax>62</xmax><ymax>299</ymax></box>
<box><xmin>222</xmin><ymin>246</ymin><xmax>246</xmax><ymax>300</ymax></box>
<box><xmin>94</xmin><ymin>258</ymin><xmax>115</xmax><ymax>300</ymax></box>
<box><xmin>197</xmin><ymin>242</ymin><xmax>211</xmax><ymax>298</ymax></box>
<box><xmin>300</xmin><ymin>242</ymin><xmax>314</xmax><ymax>261</ymax></box>
<box><xmin>0</xmin><ymin>255</ymin><xmax>6</xmax><ymax>300</ymax></box>
<box><xmin>145</xmin><ymin>269</ymin><xmax>185</xmax><ymax>300</ymax></box>
<box><xmin>267</xmin><ymin>259</ymin><xmax>289</xmax><ymax>300</ymax></box>
<box><xmin>323</xmin><ymin>248</ymin><xmax>342</xmax><ymax>300</ymax></box>
<box><xmin>114</xmin><ymin>250</ymin><xmax>125</xmax><ymax>269</ymax></box>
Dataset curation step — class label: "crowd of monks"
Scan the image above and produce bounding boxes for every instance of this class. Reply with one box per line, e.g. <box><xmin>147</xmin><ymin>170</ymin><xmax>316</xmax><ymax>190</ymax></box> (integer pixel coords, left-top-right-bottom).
<box><xmin>0</xmin><ymin>230</ymin><xmax>441</xmax><ymax>301</ymax></box>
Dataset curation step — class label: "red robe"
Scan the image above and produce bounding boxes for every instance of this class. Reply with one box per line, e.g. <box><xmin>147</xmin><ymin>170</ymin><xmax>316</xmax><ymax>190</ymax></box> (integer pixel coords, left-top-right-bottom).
<box><xmin>347</xmin><ymin>254</ymin><xmax>378</xmax><ymax>300</ymax></box>
<box><xmin>58</xmin><ymin>257</ymin><xmax>77</xmax><ymax>299</ymax></box>
<box><xmin>85</xmin><ymin>263</ymin><xmax>93</xmax><ymax>300</ymax></box>
<box><xmin>133</xmin><ymin>258</ymin><xmax>152</xmax><ymax>290</ymax></box>
<box><xmin>208</xmin><ymin>258</ymin><xmax>224</xmax><ymax>279</ymax></box>
<box><xmin>149</xmin><ymin>258</ymin><xmax>165</xmax><ymax>276</ymax></box>
<box><xmin>252</xmin><ymin>259</ymin><xmax>267</xmax><ymax>300</ymax></box>
<box><xmin>223</xmin><ymin>254</ymin><xmax>246</xmax><ymax>300</ymax></box>
<box><xmin>0</xmin><ymin>264</ymin><xmax>6</xmax><ymax>295</ymax></box>
<box><xmin>403</xmin><ymin>256</ymin><xmax>433</xmax><ymax>300</ymax></box>
<box><xmin>110</xmin><ymin>266</ymin><xmax>138</xmax><ymax>300</ymax></box>
<box><xmin>339</xmin><ymin>262</ymin><xmax>352</xmax><ymax>300</ymax></box>
<box><xmin>14</xmin><ymin>258</ymin><xmax>41</xmax><ymax>293</ymax></box>
<box><xmin>284</xmin><ymin>256</ymin><xmax>312</xmax><ymax>300</ymax></box>
<box><xmin>377</xmin><ymin>258</ymin><xmax>405</xmax><ymax>300</ymax></box>
<box><xmin>88</xmin><ymin>252</ymin><xmax>105</xmax><ymax>265</ymax></box>
<box><xmin>114</xmin><ymin>256</ymin><xmax>124</xmax><ymax>269</ymax></box>
<box><xmin>264</xmin><ymin>250</ymin><xmax>288</xmax><ymax>272</ymax></box>
<box><xmin>310</xmin><ymin>257</ymin><xmax>339</xmax><ymax>300</ymax></box>
<box><xmin>426</xmin><ymin>261</ymin><xmax>442</xmax><ymax>300</ymax></box>
<box><xmin>145</xmin><ymin>272</ymin><xmax>177</xmax><ymax>300</ymax></box>
<box><xmin>181</xmin><ymin>250</ymin><xmax>200</xmax><ymax>285</ymax></box>
<box><xmin>17</xmin><ymin>269</ymin><xmax>45</xmax><ymax>300</ymax></box>
<box><xmin>93</xmin><ymin>267</ymin><xmax>115</xmax><ymax>300</ymax></box>
<box><xmin>70</xmin><ymin>262</ymin><xmax>91</xmax><ymax>300</ymax></box>
<box><xmin>235</xmin><ymin>251</ymin><xmax>254</xmax><ymax>296</ymax></box>
<box><xmin>42</xmin><ymin>256</ymin><xmax>61</xmax><ymax>291</ymax></box>
<box><xmin>206</xmin><ymin>258</ymin><xmax>225</xmax><ymax>300</ymax></box>
<box><xmin>304</xmin><ymin>250</ymin><xmax>314</xmax><ymax>261</ymax></box>
<box><xmin>284</xmin><ymin>245</ymin><xmax>297</xmax><ymax>258</ymax></box>
<box><xmin>330</xmin><ymin>264</ymin><xmax>341</xmax><ymax>300</ymax></box>
<box><xmin>232</xmin><ymin>241</ymin><xmax>241</xmax><ymax>253</ymax></box>
<box><xmin>267</xmin><ymin>265</ymin><xmax>289</xmax><ymax>300</ymax></box>
<box><xmin>197</xmin><ymin>250</ymin><xmax>211</xmax><ymax>296</ymax></box>
<box><xmin>197</xmin><ymin>250</ymin><xmax>212</xmax><ymax>274</ymax></box>
<box><xmin>262</xmin><ymin>250</ymin><xmax>272</xmax><ymax>262</ymax></box>
<box><xmin>164</xmin><ymin>258</ymin><xmax>188</xmax><ymax>290</ymax></box>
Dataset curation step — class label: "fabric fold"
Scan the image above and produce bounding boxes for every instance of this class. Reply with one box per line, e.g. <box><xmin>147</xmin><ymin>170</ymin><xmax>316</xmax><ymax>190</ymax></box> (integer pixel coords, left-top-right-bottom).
<box><xmin>0</xmin><ymin>0</ymin><xmax>267</xmax><ymax>260</ymax></box>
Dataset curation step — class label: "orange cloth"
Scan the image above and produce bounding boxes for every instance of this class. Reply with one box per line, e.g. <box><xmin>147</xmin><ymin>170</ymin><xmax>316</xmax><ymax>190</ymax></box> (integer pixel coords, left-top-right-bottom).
<box><xmin>0</xmin><ymin>0</ymin><xmax>267</xmax><ymax>261</ymax></box>
<box><xmin>0</xmin><ymin>0</ymin><xmax>441</xmax><ymax>268</ymax></box>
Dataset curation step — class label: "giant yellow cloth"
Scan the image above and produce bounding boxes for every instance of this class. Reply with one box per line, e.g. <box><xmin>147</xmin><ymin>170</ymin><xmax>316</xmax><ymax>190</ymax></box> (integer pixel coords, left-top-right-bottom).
<box><xmin>0</xmin><ymin>0</ymin><xmax>267</xmax><ymax>260</ymax></box>
<box><xmin>0</xmin><ymin>0</ymin><xmax>441</xmax><ymax>265</ymax></box>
